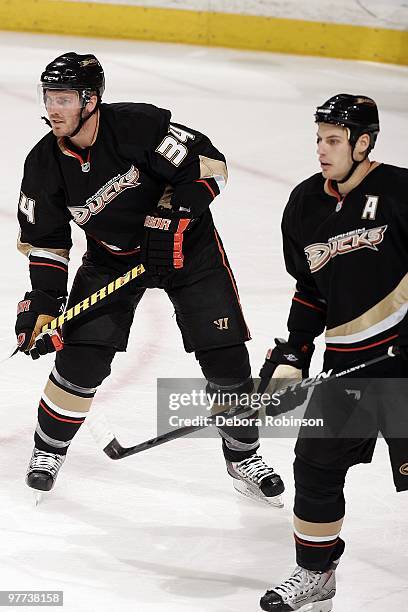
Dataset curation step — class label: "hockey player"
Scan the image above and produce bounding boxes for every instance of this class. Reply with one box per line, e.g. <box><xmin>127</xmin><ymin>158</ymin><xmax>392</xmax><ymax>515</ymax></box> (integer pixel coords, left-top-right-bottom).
<box><xmin>15</xmin><ymin>52</ymin><xmax>284</xmax><ymax>505</ymax></box>
<box><xmin>258</xmin><ymin>94</ymin><xmax>408</xmax><ymax>610</ymax></box>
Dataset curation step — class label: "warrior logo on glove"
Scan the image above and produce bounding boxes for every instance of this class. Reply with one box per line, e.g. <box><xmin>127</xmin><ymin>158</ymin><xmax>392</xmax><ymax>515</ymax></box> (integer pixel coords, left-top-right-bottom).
<box><xmin>15</xmin><ymin>290</ymin><xmax>66</xmax><ymax>359</ymax></box>
<box><xmin>17</xmin><ymin>332</ymin><xmax>27</xmax><ymax>347</ymax></box>
<box><xmin>17</xmin><ymin>299</ymin><xmax>31</xmax><ymax>315</ymax></box>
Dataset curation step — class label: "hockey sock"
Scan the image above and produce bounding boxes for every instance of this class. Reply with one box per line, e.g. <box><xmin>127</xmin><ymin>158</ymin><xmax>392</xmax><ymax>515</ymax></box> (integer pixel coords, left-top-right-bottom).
<box><xmin>293</xmin><ymin>456</ymin><xmax>347</xmax><ymax>570</ymax></box>
<box><xmin>197</xmin><ymin>344</ymin><xmax>258</xmax><ymax>462</ymax></box>
<box><xmin>207</xmin><ymin>378</ymin><xmax>260</xmax><ymax>462</ymax></box>
<box><xmin>34</xmin><ymin>366</ymin><xmax>96</xmax><ymax>455</ymax></box>
<box><xmin>221</xmin><ymin>433</ymin><xmax>260</xmax><ymax>463</ymax></box>
<box><xmin>294</xmin><ymin>516</ymin><xmax>345</xmax><ymax>571</ymax></box>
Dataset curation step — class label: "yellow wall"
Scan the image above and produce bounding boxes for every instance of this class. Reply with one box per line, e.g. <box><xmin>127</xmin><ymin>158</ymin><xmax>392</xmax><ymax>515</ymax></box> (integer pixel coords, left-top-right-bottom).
<box><xmin>1</xmin><ymin>0</ymin><xmax>407</xmax><ymax>65</ymax></box>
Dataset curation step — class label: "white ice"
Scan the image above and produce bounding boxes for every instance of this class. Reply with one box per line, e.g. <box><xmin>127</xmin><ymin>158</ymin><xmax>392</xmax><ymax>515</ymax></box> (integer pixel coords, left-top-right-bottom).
<box><xmin>0</xmin><ymin>31</ymin><xmax>408</xmax><ymax>612</ymax></box>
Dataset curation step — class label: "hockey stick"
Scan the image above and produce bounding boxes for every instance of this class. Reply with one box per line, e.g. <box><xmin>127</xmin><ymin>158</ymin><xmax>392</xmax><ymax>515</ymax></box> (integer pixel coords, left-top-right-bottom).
<box><xmin>7</xmin><ymin>263</ymin><xmax>145</xmax><ymax>461</ymax></box>
<box><xmin>87</xmin><ymin>401</ymin><xmax>255</xmax><ymax>460</ymax></box>
<box><xmin>88</xmin><ymin>347</ymin><xmax>396</xmax><ymax>460</ymax></box>
<box><xmin>9</xmin><ymin>264</ymin><xmax>145</xmax><ymax>358</ymax></box>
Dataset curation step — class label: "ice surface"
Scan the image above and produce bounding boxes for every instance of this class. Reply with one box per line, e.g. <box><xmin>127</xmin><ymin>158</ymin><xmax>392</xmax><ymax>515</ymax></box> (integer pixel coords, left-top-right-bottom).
<box><xmin>0</xmin><ymin>31</ymin><xmax>407</xmax><ymax>611</ymax></box>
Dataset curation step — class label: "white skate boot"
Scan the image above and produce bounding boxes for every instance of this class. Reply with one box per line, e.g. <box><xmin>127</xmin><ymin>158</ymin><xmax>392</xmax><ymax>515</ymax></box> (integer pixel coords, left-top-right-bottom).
<box><xmin>260</xmin><ymin>562</ymin><xmax>338</xmax><ymax>611</ymax></box>
<box><xmin>26</xmin><ymin>448</ymin><xmax>65</xmax><ymax>493</ymax></box>
<box><xmin>226</xmin><ymin>453</ymin><xmax>284</xmax><ymax>507</ymax></box>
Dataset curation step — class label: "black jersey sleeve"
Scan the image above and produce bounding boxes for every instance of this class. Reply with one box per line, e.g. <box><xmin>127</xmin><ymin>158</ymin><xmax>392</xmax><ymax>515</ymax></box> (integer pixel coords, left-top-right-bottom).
<box><xmin>17</xmin><ymin>137</ymin><xmax>72</xmax><ymax>297</ymax></box>
<box><xmin>107</xmin><ymin>103</ymin><xmax>228</xmax><ymax>217</ymax></box>
<box><xmin>282</xmin><ymin>187</ymin><xmax>327</xmax><ymax>345</ymax></box>
<box><xmin>147</xmin><ymin>117</ymin><xmax>228</xmax><ymax>217</ymax></box>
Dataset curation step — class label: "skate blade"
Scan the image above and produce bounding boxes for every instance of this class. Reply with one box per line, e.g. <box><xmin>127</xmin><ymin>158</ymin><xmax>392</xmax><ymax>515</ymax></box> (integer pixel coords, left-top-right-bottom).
<box><xmin>233</xmin><ymin>480</ymin><xmax>284</xmax><ymax>508</ymax></box>
<box><xmin>299</xmin><ymin>600</ymin><xmax>333</xmax><ymax>612</ymax></box>
<box><xmin>33</xmin><ymin>491</ymin><xmax>44</xmax><ymax>507</ymax></box>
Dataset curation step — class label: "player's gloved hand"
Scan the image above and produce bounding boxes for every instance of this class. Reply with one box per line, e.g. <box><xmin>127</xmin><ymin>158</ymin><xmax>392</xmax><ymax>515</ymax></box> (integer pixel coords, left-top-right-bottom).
<box><xmin>258</xmin><ymin>338</ymin><xmax>314</xmax><ymax>414</ymax></box>
<box><xmin>15</xmin><ymin>290</ymin><xmax>65</xmax><ymax>360</ymax></box>
<box><xmin>141</xmin><ymin>207</ymin><xmax>192</xmax><ymax>274</ymax></box>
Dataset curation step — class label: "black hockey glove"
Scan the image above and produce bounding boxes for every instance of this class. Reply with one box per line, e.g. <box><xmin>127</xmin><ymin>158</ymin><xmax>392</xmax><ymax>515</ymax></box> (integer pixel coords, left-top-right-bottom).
<box><xmin>15</xmin><ymin>290</ymin><xmax>65</xmax><ymax>360</ymax></box>
<box><xmin>141</xmin><ymin>207</ymin><xmax>192</xmax><ymax>274</ymax></box>
<box><xmin>258</xmin><ymin>338</ymin><xmax>314</xmax><ymax>415</ymax></box>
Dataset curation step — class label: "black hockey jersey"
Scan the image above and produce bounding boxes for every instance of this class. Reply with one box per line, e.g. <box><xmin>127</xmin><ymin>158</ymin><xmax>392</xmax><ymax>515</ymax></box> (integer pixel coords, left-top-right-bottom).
<box><xmin>283</xmin><ymin>163</ymin><xmax>408</xmax><ymax>357</ymax></box>
<box><xmin>17</xmin><ymin>102</ymin><xmax>228</xmax><ymax>270</ymax></box>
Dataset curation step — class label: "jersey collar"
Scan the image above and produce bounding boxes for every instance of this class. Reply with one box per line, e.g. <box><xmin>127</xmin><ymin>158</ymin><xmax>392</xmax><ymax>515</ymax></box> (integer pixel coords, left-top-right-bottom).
<box><xmin>324</xmin><ymin>160</ymin><xmax>381</xmax><ymax>199</ymax></box>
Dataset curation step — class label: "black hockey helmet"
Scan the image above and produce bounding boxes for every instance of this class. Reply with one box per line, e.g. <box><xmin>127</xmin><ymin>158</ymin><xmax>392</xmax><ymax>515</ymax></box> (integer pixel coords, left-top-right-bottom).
<box><xmin>41</xmin><ymin>52</ymin><xmax>105</xmax><ymax>101</ymax></box>
<box><xmin>40</xmin><ymin>52</ymin><xmax>104</xmax><ymax>137</ymax></box>
<box><xmin>315</xmin><ymin>94</ymin><xmax>379</xmax><ymax>151</ymax></box>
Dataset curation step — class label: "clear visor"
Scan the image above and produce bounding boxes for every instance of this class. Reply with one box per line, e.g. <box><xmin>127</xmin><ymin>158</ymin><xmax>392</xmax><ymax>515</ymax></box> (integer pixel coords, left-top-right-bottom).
<box><xmin>38</xmin><ymin>85</ymin><xmax>83</xmax><ymax>117</ymax></box>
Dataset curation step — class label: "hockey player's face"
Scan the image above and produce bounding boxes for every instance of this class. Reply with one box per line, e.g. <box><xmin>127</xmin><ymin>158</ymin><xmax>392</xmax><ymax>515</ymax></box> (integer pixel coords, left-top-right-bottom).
<box><xmin>316</xmin><ymin>124</ymin><xmax>353</xmax><ymax>180</ymax></box>
<box><xmin>43</xmin><ymin>90</ymin><xmax>82</xmax><ymax>136</ymax></box>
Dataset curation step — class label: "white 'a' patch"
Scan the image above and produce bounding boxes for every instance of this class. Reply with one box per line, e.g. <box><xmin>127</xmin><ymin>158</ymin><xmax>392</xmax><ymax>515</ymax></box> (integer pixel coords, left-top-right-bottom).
<box><xmin>362</xmin><ymin>195</ymin><xmax>379</xmax><ymax>221</ymax></box>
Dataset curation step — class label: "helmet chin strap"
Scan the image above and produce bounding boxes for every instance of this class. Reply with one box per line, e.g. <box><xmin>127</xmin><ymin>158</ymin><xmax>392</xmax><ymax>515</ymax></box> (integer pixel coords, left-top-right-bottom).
<box><xmin>337</xmin><ymin>139</ymin><xmax>370</xmax><ymax>186</ymax></box>
<box><xmin>335</xmin><ymin>126</ymin><xmax>372</xmax><ymax>186</ymax></box>
<box><xmin>67</xmin><ymin>103</ymin><xmax>98</xmax><ymax>138</ymax></box>
<box><xmin>337</xmin><ymin>158</ymin><xmax>360</xmax><ymax>185</ymax></box>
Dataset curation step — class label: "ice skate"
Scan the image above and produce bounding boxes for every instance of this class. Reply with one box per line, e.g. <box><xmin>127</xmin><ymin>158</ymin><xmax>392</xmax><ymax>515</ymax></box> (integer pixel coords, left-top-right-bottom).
<box><xmin>226</xmin><ymin>453</ymin><xmax>284</xmax><ymax>507</ymax></box>
<box><xmin>260</xmin><ymin>562</ymin><xmax>338</xmax><ymax>611</ymax></box>
<box><xmin>26</xmin><ymin>448</ymin><xmax>65</xmax><ymax>493</ymax></box>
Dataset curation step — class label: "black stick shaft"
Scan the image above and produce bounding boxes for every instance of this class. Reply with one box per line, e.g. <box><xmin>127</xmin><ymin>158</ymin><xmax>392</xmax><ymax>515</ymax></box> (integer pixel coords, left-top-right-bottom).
<box><xmin>104</xmin><ymin>405</ymin><xmax>252</xmax><ymax>459</ymax></box>
<box><xmin>9</xmin><ymin>264</ymin><xmax>145</xmax><ymax>360</ymax></box>
<box><xmin>104</xmin><ymin>350</ymin><xmax>394</xmax><ymax>459</ymax></box>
